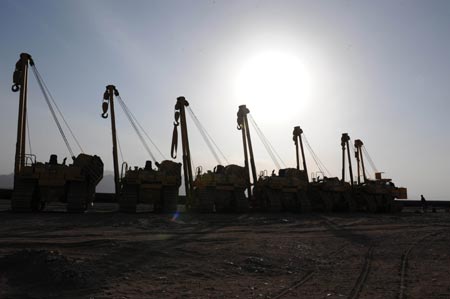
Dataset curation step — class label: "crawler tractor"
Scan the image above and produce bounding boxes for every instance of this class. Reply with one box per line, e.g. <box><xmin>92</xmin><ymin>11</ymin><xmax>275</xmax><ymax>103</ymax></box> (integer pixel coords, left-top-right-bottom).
<box><xmin>13</xmin><ymin>154</ymin><xmax>103</xmax><ymax>212</ymax></box>
<box><xmin>192</xmin><ymin>164</ymin><xmax>248</xmax><ymax>212</ymax></box>
<box><xmin>102</xmin><ymin>85</ymin><xmax>181</xmax><ymax>213</ymax></box>
<box><xmin>352</xmin><ymin>139</ymin><xmax>407</xmax><ymax>212</ymax></box>
<box><xmin>307</xmin><ymin>133</ymin><xmax>370</xmax><ymax>213</ymax></box>
<box><xmin>171</xmin><ymin>97</ymin><xmax>248</xmax><ymax>212</ymax></box>
<box><xmin>293</xmin><ymin>127</ymin><xmax>353</xmax><ymax>212</ymax></box>
<box><xmin>119</xmin><ymin>160</ymin><xmax>181</xmax><ymax>213</ymax></box>
<box><xmin>237</xmin><ymin>106</ymin><xmax>310</xmax><ymax>212</ymax></box>
<box><xmin>253</xmin><ymin>168</ymin><xmax>311</xmax><ymax>212</ymax></box>
<box><xmin>11</xmin><ymin>53</ymin><xmax>103</xmax><ymax>212</ymax></box>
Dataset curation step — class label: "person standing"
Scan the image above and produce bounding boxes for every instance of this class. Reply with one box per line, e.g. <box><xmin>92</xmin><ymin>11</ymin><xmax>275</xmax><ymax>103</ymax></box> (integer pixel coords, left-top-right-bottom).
<box><xmin>420</xmin><ymin>194</ymin><xmax>427</xmax><ymax>212</ymax></box>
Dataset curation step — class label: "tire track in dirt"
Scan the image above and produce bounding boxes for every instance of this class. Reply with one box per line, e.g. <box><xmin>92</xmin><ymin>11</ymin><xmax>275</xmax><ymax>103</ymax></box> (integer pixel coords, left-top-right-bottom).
<box><xmin>348</xmin><ymin>245</ymin><xmax>374</xmax><ymax>299</ymax></box>
<box><xmin>267</xmin><ymin>216</ymin><xmax>373</xmax><ymax>299</ymax></box>
<box><xmin>345</xmin><ymin>226</ymin><xmax>445</xmax><ymax>299</ymax></box>
<box><xmin>2</xmin><ymin>214</ymin><xmax>253</xmax><ymax>299</ymax></box>
<box><xmin>398</xmin><ymin>231</ymin><xmax>443</xmax><ymax>299</ymax></box>
<box><xmin>319</xmin><ymin>217</ymin><xmax>375</xmax><ymax>299</ymax></box>
<box><xmin>93</xmin><ymin>214</ymin><xmax>253</xmax><ymax>278</ymax></box>
<box><xmin>269</xmin><ymin>271</ymin><xmax>314</xmax><ymax>299</ymax></box>
<box><xmin>267</xmin><ymin>243</ymin><xmax>349</xmax><ymax>299</ymax></box>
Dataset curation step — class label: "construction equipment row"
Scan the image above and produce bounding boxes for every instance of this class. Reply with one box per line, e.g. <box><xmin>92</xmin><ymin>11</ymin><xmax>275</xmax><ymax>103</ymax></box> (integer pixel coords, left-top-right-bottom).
<box><xmin>8</xmin><ymin>53</ymin><xmax>407</xmax><ymax>213</ymax></box>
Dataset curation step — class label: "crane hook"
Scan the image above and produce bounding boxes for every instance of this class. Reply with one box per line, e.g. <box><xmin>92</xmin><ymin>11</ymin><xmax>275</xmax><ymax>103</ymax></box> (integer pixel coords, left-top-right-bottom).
<box><xmin>101</xmin><ymin>101</ymin><xmax>109</xmax><ymax>118</ymax></box>
<box><xmin>11</xmin><ymin>84</ymin><xmax>19</xmax><ymax>92</ymax></box>
<box><xmin>173</xmin><ymin>111</ymin><xmax>180</xmax><ymax>126</ymax></box>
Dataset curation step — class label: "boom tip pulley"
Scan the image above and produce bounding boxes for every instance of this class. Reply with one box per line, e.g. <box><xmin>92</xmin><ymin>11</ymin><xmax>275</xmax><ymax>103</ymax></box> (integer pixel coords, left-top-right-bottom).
<box><xmin>12</xmin><ymin>53</ymin><xmax>34</xmax><ymax>92</ymax></box>
<box><xmin>102</xmin><ymin>85</ymin><xmax>119</xmax><ymax>118</ymax></box>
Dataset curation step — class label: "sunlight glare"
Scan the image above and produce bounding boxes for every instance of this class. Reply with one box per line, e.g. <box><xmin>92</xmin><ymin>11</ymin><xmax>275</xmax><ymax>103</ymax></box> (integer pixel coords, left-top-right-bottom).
<box><xmin>235</xmin><ymin>50</ymin><xmax>308</xmax><ymax>121</ymax></box>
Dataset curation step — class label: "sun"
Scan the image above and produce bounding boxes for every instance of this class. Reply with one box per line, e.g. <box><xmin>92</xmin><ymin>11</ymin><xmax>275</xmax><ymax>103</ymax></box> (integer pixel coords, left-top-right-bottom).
<box><xmin>234</xmin><ymin>50</ymin><xmax>308</xmax><ymax>121</ymax></box>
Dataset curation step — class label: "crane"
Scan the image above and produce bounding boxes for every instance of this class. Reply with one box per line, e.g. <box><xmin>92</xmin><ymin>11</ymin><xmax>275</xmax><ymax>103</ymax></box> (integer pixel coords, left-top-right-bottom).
<box><xmin>237</xmin><ymin>106</ymin><xmax>310</xmax><ymax>212</ymax></box>
<box><xmin>10</xmin><ymin>53</ymin><xmax>103</xmax><ymax>212</ymax></box>
<box><xmin>102</xmin><ymin>86</ymin><xmax>181</xmax><ymax>213</ymax></box>
<box><xmin>353</xmin><ymin>138</ymin><xmax>407</xmax><ymax>212</ymax></box>
<box><xmin>292</xmin><ymin>128</ymin><xmax>354</xmax><ymax>212</ymax></box>
<box><xmin>171</xmin><ymin>97</ymin><xmax>248</xmax><ymax>212</ymax></box>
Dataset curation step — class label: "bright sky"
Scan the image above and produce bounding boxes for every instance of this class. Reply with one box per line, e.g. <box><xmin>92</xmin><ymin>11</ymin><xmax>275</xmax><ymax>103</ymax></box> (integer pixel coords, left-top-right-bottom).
<box><xmin>0</xmin><ymin>0</ymin><xmax>449</xmax><ymax>200</ymax></box>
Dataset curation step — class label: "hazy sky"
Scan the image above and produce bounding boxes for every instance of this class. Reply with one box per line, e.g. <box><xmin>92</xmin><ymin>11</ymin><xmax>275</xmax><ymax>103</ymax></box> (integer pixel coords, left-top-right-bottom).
<box><xmin>1</xmin><ymin>0</ymin><xmax>449</xmax><ymax>199</ymax></box>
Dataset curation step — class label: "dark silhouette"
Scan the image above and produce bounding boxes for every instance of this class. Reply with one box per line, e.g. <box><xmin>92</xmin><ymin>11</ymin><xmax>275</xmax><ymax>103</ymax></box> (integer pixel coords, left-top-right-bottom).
<box><xmin>102</xmin><ymin>85</ymin><xmax>181</xmax><ymax>213</ymax></box>
<box><xmin>10</xmin><ymin>53</ymin><xmax>104</xmax><ymax>212</ymax></box>
<box><xmin>421</xmin><ymin>194</ymin><xmax>427</xmax><ymax>212</ymax></box>
<box><xmin>170</xmin><ymin>97</ymin><xmax>248</xmax><ymax>213</ymax></box>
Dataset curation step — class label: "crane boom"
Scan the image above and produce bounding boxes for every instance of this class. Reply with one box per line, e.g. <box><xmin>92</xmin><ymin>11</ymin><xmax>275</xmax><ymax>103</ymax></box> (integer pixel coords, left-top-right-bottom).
<box><xmin>12</xmin><ymin>53</ymin><xmax>34</xmax><ymax>176</ymax></box>
<box><xmin>102</xmin><ymin>85</ymin><xmax>120</xmax><ymax>197</ymax></box>
<box><xmin>292</xmin><ymin>126</ymin><xmax>308</xmax><ymax>181</ymax></box>
<box><xmin>354</xmin><ymin>139</ymin><xmax>367</xmax><ymax>184</ymax></box>
<box><xmin>341</xmin><ymin>133</ymin><xmax>354</xmax><ymax>185</ymax></box>
<box><xmin>172</xmin><ymin>96</ymin><xmax>194</xmax><ymax>199</ymax></box>
<box><xmin>237</xmin><ymin>105</ymin><xmax>257</xmax><ymax>197</ymax></box>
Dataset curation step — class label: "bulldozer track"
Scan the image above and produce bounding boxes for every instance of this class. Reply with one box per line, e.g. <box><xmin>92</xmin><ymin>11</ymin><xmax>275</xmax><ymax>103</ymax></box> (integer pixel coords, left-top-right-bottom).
<box><xmin>196</xmin><ymin>187</ymin><xmax>215</xmax><ymax>212</ymax></box>
<box><xmin>398</xmin><ymin>231</ymin><xmax>442</xmax><ymax>299</ymax></box>
<box><xmin>348</xmin><ymin>245</ymin><xmax>374</xmax><ymax>299</ymax></box>
<box><xmin>161</xmin><ymin>187</ymin><xmax>178</xmax><ymax>213</ymax></box>
<box><xmin>119</xmin><ymin>185</ymin><xmax>138</xmax><ymax>213</ymax></box>
<box><xmin>66</xmin><ymin>181</ymin><xmax>88</xmax><ymax>212</ymax></box>
<box><xmin>11</xmin><ymin>180</ymin><xmax>37</xmax><ymax>212</ymax></box>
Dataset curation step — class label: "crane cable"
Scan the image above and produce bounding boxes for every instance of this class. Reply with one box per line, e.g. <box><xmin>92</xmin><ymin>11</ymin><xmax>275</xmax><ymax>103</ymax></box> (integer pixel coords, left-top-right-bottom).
<box><xmin>187</xmin><ymin>107</ymin><xmax>221</xmax><ymax>165</ymax></box>
<box><xmin>187</xmin><ymin>107</ymin><xmax>229</xmax><ymax>165</ymax></box>
<box><xmin>125</xmin><ymin>98</ymin><xmax>166</xmax><ymax>160</ymax></box>
<box><xmin>31</xmin><ymin>65</ymin><xmax>84</xmax><ymax>155</ymax></box>
<box><xmin>248</xmin><ymin>115</ymin><xmax>286</xmax><ymax>170</ymax></box>
<box><xmin>116</xmin><ymin>95</ymin><xmax>166</xmax><ymax>160</ymax></box>
<box><xmin>362</xmin><ymin>145</ymin><xmax>378</xmax><ymax>174</ymax></box>
<box><xmin>116</xmin><ymin>132</ymin><xmax>125</xmax><ymax>165</ymax></box>
<box><xmin>248</xmin><ymin>116</ymin><xmax>280</xmax><ymax>169</ymax></box>
<box><xmin>115</xmin><ymin>95</ymin><xmax>158</xmax><ymax>162</ymax></box>
<box><xmin>303</xmin><ymin>134</ymin><xmax>332</xmax><ymax>177</ymax></box>
<box><xmin>248</xmin><ymin>115</ymin><xmax>283</xmax><ymax>170</ymax></box>
<box><xmin>31</xmin><ymin>66</ymin><xmax>75</xmax><ymax>158</ymax></box>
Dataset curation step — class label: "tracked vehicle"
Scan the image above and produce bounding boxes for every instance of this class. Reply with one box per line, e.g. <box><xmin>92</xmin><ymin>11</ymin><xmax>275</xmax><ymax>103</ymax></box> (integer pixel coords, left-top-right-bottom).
<box><xmin>192</xmin><ymin>164</ymin><xmax>248</xmax><ymax>213</ymax></box>
<box><xmin>171</xmin><ymin>97</ymin><xmax>248</xmax><ymax>212</ymax></box>
<box><xmin>310</xmin><ymin>133</ymin><xmax>359</xmax><ymax>212</ymax></box>
<box><xmin>352</xmin><ymin>139</ymin><xmax>407</xmax><ymax>212</ymax></box>
<box><xmin>102</xmin><ymin>85</ymin><xmax>181</xmax><ymax>213</ymax></box>
<box><xmin>308</xmin><ymin>176</ymin><xmax>353</xmax><ymax>212</ymax></box>
<box><xmin>13</xmin><ymin>154</ymin><xmax>103</xmax><ymax>212</ymax></box>
<box><xmin>252</xmin><ymin>168</ymin><xmax>310</xmax><ymax>212</ymax></box>
<box><xmin>11</xmin><ymin>53</ymin><xmax>103</xmax><ymax>212</ymax></box>
<box><xmin>237</xmin><ymin>106</ymin><xmax>310</xmax><ymax>212</ymax></box>
<box><xmin>292</xmin><ymin>127</ymin><xmax>354</xmax><ymax>212</ymax></box>
<box><xmin>119</xmin><ymin>160</ymin><xmax>181</xmax><ymax>213</ymax></box>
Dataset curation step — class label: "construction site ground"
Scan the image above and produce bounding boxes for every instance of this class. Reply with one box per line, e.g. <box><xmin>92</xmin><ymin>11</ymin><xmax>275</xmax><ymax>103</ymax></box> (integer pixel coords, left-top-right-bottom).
<box><xmin>0</xmin><ymin>199</ymin><xmax>449</xmax><ymax>299</ymax></box>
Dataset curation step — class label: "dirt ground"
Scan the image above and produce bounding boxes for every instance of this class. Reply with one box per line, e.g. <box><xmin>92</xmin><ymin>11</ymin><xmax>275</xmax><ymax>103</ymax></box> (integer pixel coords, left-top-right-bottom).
<box><xmin>0</xmin><ymin>200</ymin><xmax>449</xmax><ymax>299</ymax></box>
